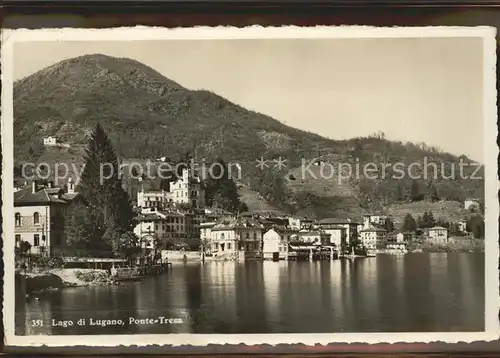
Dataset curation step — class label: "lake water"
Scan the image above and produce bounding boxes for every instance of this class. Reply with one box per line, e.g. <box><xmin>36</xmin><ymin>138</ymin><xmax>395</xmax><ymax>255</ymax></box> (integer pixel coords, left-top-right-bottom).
<box><xmin>16</xmin><ymin>252</ymin><xmax>485</xmax><ymax>335</ymax></box>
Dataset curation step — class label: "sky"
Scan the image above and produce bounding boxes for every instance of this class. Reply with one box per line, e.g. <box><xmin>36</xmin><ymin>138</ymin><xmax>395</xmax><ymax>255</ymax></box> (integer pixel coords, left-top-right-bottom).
<box><xmin>13</xmin><ymin>37</ymin><xmax>484</xmax><ymax>161</ymax></box>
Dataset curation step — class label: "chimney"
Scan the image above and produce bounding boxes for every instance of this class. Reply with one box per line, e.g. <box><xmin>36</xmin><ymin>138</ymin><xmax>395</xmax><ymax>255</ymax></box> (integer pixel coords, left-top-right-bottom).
<box><xmin>32</xmin><ymin>180</ymin><xmax>37</xmax><ymax>194</ymax></box>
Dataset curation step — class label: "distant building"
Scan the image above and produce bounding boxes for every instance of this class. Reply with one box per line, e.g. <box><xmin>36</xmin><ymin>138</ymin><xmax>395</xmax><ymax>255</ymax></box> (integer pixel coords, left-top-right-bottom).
<box><xmin>359</xmin><ymin>227</ymin><xmax>387</xmax><ymax>250</ymax></box>
<box><xmin>362</xmin><ymin>214</ymin><xmax>388</xmax><ymax>229</ymax></box>
<box><xmin>464</xmin><ymin>198</ymin><xmax>481</xmax><ymax>211</ymax></box>
<box><xmin>169</xmin><ymin>168</ymin><xmax>205</xmax><ymax>208</ymax></box>
<box><xmin>14</xmin><ymin>179</ymin><xmax>83</xmax><ymax>255</ymax></box>
<box><xmin>457</xmin><ymin>220</ymin><xmax>467</xmax><ymax>233</ymax></box>
<box><xmin>428</xmin><ymin>226</ymin><xmax>448</xmax><ymax>244</ymax></box>
<box><xmin>288</xmin><ymin>217</ymin><xmax>302</xmax><ymax>231</ymax></box>
<box><xmin>396</xmin><ymin>232</ymin><xmax>415</xmax><ymax>243</ymax></box>
<box><xmin>137</xmin><ymin>188</ymin><xmax>173</xmax><ymax>209</ymax></box>
<box><xmin>43</xmin><ymin>136</ymin><xmax>58</xmax><ymax>146</ymax></box>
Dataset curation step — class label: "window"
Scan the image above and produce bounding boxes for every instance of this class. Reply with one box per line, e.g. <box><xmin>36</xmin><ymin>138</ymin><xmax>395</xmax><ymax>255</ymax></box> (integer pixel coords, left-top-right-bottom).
<box><xmin>33</xmin><ymin>212</ymin><xmax>40</xmax><ymax>225</ymax></box>
<box><xmin>15</xmin><ymin>234</ymin><xmax>21</xmax><ymax>246</ymax></box>
<box><xmin>221</xmin><ymin>233</ymin><xmax>225</xmax><ymax>240</ymax></box>
<box><xmin>34</xmin><ymin>234</ymin><xmax>40</xmax><ymax>246</ymax></box>
<box><xmin>227</xmin><ymin>243</ymin><xmax>231</xmax><ymax>250</ymax></box>
<box><xmin>15</xmin><ymin>213</ymin><xmax>21</xmax><ymax>226</ymax></box>
<box><xmin>246</xmin><ymin>232</ymin><xmax>250</xmax><ymax>239</ymax></box>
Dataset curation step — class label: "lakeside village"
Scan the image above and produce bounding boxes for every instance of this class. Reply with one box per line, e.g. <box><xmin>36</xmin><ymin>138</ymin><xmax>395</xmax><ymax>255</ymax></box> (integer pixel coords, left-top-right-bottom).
<box><xmin>14</xmin><ymin>130</ymin><xmax>485</xmax><ymax>289</ymax></box>
<box><xmin>14</xmin><ymin>167</ymin><xmax>485</xmax><ymax>282</ymax></box>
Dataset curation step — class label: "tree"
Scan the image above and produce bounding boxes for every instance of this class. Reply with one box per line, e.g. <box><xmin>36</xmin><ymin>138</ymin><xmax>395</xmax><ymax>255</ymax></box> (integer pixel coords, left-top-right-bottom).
<box><xmin>410</xmin><ymin>180</ymin><xmax>422</xmax><ymax>202</ymax></box>
<box><xmin>416</xmin><ymin>215</ymin><xmax>425</xmax><ymax>229</ymax></box>
<box><xmin>401</xmin><ymin>213</ymin><xmax>417</xmax><ymax>232</ymax></box>
<box><xmin>76</xmin><ymin>123</ymin><xmax>137</xmax><ymax>256</ymax></box>
<box><xmin>384</xmin><ymin>218</ymin><xmax>395</xmax><ymax>232</ymax></box>
<box><xmin>205</xmin><ymin>158</ymin><xmax>242</xmax><ymax>212</ymax></box>
<box><xmin>466</xmin><ymin>215</ymin><xmax>485</xmax><ymax>239</ymax></box>
<box><xmin>430</xmin><ymin>184</ymin><xmax>440</xmax><ymax>202</ymax></box>
<box><xmin>422</xmin><ymin>210</ymin><xmax>436</xmax><ymax>228</ymax></box>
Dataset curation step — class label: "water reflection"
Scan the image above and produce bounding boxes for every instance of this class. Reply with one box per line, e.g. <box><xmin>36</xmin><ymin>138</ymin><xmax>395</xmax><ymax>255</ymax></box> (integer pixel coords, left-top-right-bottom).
<box><xmin>17</xmin><ymin>253</ymin><xmax>485</xmax><ymax>335</ymax></box>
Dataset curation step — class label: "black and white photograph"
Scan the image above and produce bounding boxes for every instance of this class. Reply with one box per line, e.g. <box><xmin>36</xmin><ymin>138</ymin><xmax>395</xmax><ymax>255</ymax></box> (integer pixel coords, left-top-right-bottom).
<box><xmin>2</xmin><ymin>26</ymin><xmax>498</xmax><ymax>346</ymax></box>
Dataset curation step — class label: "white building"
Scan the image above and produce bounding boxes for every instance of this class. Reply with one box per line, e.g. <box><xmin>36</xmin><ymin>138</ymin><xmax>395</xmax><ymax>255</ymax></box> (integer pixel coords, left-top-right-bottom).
<box><xmin>359</xmin><ymin>227</ymin><xmax>387</xmax><ymax>250</ymax></box>
<box><xmin>43</xmin><ymin>136</ymin><xmax>58</xmax><ymax>146</ymax></box>
<box><xmin>298</xmin><ymin>230</ymin><xmax>330</xmax><ymax>246</ymax></box>
<box><xmin>464</xmin><ymin>198</ymin><xmax>481</xmax><ymax>211</ymax></box>
<box><xmin>262</xmin><ymin>228</ymin><xmax>289</xmax><ymax>260</ymax></box>
<box><xmin>428</xmin><ymin>226</ymin><xmax>448</xmax><ymax>244</ymax></box>
<box><xmin>137</xmin><ymin>188</ymin><xmax>173</xmax><ymax>209</ymax></box>
<box><xmin>317</xmin><ymin>218</ymin><xmax>359</xmax><ymax>246</ymax></box>
<box><xmin>457</xmin><ymin>220</ymin><xmax>467</xmax><ymax>233</ymax></box>
<box><xmin>170</xmin><ymin>168</ymin><xmax>205</xmax><ymax>208</ymax></box>
<box><xmin>362</xmin><ymin>214</ymin><xmax>388</xmax><ymax>229</ymax></box>
<box><xmin>288</xmin><ymin>217</ymin><xmax>302</xmax><ymax>231</ymax></box>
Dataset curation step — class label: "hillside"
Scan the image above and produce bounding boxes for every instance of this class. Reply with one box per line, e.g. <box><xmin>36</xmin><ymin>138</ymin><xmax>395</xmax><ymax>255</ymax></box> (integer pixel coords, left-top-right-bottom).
<box><xmin>14</xmin><ymin>54</ymin><xmax>485</xmax><ymax>219</ymax></box>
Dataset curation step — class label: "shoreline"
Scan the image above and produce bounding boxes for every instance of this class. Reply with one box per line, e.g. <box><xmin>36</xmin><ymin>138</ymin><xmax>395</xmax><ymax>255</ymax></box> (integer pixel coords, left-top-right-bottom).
<box><xmin>16</xmin><ymin>268</ymin><xmax>115</xmax><ymax>297</ymax></box>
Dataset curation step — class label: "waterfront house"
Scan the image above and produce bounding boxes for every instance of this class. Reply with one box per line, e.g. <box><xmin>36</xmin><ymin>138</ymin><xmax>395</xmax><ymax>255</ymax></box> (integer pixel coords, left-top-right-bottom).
<box><xmin>298</xmin><ymin>230</ymin><xmax>330</xmax><ymax>246</ymax></box>
<box><xmin>134</xmin><ymin>207</ymin><xmax>199</xmax><ymax>245</ymax></box>
<box><xmin>169</xmin><ymin>168</ymin><xmax>205</xmax><ymax>208</ymax></box>
<box><xmin>317</xmin><ymin>218</ymin><xmax>360</xmax><ymax>246</ymax></box>
<box><xmin>359</xmin><ymin>227</ymin><xmax>387</xmax><ymax>250</ymax></box>
<box><xmin>14</xmin><ymin>179</ymin><xmax>83</xmax><ymax>255</ymax></box>
<box><xmin>263</xmin><ymin>228</ymin><xmax>290</xmax><ymax>260</ymax></box>
<box><xmin>200</xmin><ymin>221</ymin><xmax>216</xmax><ymax>254</ymax></box>
<box><xmin>315</xmin><ymin>221</ymin><xmax>346</xmax><ymax>248</ymax></box>
<box><xmin>427</xmin><ymin>226</ymin><xmax>448</xmax><ymax>244</ymax></box>
<box><xmin>209</xmin><ymin>217</ymin><xmax>263</xmax><ymax>260</ymax></box>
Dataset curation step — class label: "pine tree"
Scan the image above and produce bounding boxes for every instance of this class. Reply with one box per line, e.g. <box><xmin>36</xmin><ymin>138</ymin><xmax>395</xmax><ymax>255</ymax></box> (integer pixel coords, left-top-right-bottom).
<box><xmin>430</xmin><ymin>184</ymin><xmax>440</xmax><ymax>202</ymax></box>
<box><xmin>76</xmin><ymin>123</ymin><xmax>136</xmax><ymax>255</ymax></box>
<box><xmin>422</xmin><ymin>210</ymin><xmax>436</xmax><ymax>228</ymax></box>
<box><xmin>410</xmin><ymin>180</ymin><xmax>421</xmax><ymax>202</ymax></box>
<box><xmin>384</xmin><ymin>218</ymin><xmax>395</xmax><ymax>232</ymax></box>
<box><xmin>401</xmin><ymin>213</ymin><xmax>417</xmax><ymax>232</ymax></box>
<box><xmin>205</xmin><ymin>158</ymin><xmax>241</xmax><ymax>212</ymax></box>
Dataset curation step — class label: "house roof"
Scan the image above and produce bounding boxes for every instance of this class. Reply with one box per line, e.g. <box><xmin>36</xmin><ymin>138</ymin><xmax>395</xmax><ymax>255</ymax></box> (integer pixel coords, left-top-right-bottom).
<box><xmin>14</xmin><ymin>185</ymin><xmax>80</xmax><ymax>206</ymax></box>
<box><xmin>430</xmin><ymin>226</ymin><xmax>447</xmax><ymax>230</ymax></box>
<box><xmin>212</xmin><ymin>217</ymin><xmax>263</xmax><ymax>231</ymax></box>
<box><xmin>360</xmin><ymin>227</ymin><xmax>387</xmax><ymax>233</ymax></box>
<box><xmin>299</xmin><ymin>230</ymin><xmax>328</xmax><ymax>236</ymax></box>
<box><xmin>318</xmin><ymin>218</ymin><xmax>360</xmax><ymax>225</ymax></box>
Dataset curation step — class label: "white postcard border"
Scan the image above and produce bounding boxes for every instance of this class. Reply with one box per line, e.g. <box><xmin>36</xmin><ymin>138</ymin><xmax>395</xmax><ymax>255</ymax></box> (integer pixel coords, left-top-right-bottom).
<box><xmin>2</xmin><ymin>25</ymin><xmax>498</xmax><ymax>347</ymax></box>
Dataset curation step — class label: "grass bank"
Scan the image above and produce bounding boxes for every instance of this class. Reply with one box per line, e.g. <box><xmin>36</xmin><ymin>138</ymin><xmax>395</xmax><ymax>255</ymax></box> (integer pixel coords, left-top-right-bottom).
<box><xmin>408</xmin><ymin>239</ymin><xmax>485</xmax><ymax>253</ymax></box>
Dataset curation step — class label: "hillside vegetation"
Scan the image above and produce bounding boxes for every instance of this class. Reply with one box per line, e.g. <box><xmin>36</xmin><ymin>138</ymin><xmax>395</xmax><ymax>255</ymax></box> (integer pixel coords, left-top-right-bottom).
<box><xmin>14</xmin><ymin>54</ymin><xmax>484</xmax><ymax>219</ymax></box>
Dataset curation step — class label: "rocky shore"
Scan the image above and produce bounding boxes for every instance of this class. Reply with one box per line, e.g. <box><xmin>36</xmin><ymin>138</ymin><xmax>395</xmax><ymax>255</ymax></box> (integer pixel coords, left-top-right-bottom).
<box><xmin>16</xmin><ymin>268</ymin><xmax>114</xmax><ymax>297</ymax></box>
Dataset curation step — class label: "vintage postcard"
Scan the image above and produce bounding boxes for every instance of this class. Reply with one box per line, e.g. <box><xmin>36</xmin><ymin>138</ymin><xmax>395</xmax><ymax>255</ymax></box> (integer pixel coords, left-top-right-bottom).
<box><xmin>1</xmin><ymin>26</ymin><xmax>499</xmax><ymax>348</ymax></box>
